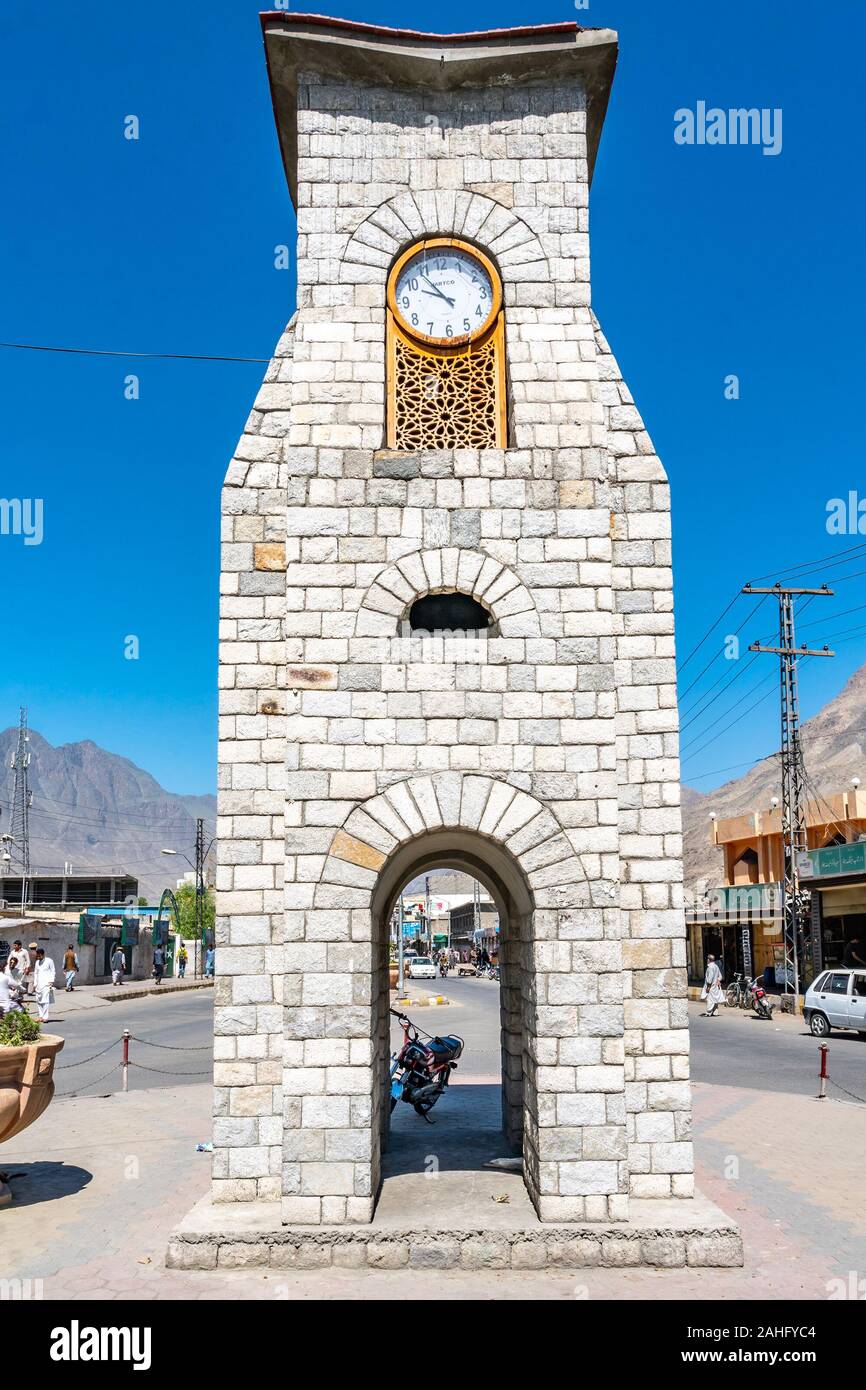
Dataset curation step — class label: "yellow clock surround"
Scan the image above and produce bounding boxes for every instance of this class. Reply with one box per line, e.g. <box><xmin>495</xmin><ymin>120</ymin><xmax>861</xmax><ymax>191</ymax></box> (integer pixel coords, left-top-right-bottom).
<box><xmin>385</xmin><ymin>237</ymin><xmax>507</xmax><ymax>451</ymax></box>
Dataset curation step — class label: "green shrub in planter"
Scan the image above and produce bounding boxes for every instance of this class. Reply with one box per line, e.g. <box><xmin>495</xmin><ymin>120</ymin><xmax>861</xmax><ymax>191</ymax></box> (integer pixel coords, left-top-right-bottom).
<box><xmin>0</xmin><ymin>1012</ymin><xmax>42</xmax><ymax>1047</ymax></box>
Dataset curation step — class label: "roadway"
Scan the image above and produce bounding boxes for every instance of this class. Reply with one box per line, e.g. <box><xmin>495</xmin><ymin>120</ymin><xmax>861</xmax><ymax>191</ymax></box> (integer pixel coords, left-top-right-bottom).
<box><xmin>51</xmin><ymin>973</ymin><xmax>866</xmax><ymax>1107</ymax></box>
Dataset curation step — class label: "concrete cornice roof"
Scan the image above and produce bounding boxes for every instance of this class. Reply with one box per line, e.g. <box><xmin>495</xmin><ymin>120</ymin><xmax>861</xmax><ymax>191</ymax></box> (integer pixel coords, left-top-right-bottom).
<box><xmin>260</xmin><ymin>12</ymin><xmax>618</xmax><ymax>209</ymax></box>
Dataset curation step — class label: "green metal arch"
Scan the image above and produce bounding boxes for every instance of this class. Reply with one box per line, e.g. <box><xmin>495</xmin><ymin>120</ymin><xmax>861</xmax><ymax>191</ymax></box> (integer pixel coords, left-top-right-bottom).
<box><xmin>156</xmin><ymin>888</ymin><xmax>181</xmax><ymax>938</ymax></box>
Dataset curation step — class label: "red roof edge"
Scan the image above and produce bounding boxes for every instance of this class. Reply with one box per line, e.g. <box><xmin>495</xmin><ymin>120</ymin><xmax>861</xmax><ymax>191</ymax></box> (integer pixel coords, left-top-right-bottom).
<box><xmin>258</xmin><ymin>13</ymin><xmax>582</xmax><ymax>43</ymax></box>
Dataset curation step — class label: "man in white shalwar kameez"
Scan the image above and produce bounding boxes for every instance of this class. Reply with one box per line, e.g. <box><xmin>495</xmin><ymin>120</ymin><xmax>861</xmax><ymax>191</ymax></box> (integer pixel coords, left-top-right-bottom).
<box><xmin>33</xmin><ymin>949</ymin><xmax>55</xmax><ymax>1023</ymax></box>
<box><xmin>703</xmin><ymin>955</ymin><xmax>723</xmax><ymax>1017</ymax></box>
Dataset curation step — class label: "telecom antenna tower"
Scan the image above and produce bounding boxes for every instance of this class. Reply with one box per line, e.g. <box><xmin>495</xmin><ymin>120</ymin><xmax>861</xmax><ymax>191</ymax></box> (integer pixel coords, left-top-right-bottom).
<box><xmin>10</xmin><ymin>705</ymin><xmax>33</xmax><ymax>905</ymax></box>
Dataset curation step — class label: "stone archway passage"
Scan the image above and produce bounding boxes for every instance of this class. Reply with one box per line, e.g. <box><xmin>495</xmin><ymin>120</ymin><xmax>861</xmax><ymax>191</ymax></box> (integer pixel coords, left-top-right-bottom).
<box><xmin>371</xmin><ymin>828</ymin><xmax>532</xmax><ymax>1169</ymax></box>
<box><xmin>285</xmin><ymin>771</ymin><xmax>629</xmax><ymax>1226</ymax></box>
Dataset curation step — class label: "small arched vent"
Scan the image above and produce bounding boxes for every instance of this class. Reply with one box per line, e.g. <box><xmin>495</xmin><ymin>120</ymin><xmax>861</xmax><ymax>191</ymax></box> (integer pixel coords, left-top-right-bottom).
<box><xmin>409</xmin><ymin>593</ymin><xmax>493</xmax><ymax>633</ymax></box>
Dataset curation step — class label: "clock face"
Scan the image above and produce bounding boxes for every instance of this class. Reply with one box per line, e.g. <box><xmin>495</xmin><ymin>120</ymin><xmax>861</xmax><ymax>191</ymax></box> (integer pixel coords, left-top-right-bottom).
<box><xmin>392</xmin><ymin>244</ymin><xmax>497</xmax><ymax>345</ymax></box>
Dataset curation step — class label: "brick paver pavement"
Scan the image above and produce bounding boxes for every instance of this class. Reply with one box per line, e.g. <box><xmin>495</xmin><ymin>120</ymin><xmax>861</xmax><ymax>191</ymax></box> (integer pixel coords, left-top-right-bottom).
<box><xmin>2</xmin><ymin>1076</ymin><xmax>863</xmax><ymax>1299</ymax></box>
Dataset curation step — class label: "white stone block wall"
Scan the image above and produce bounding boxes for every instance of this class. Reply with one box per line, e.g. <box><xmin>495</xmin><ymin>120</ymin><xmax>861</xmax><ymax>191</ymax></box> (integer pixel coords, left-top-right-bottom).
<box><xmin>213</xmin><ymin>69</ymin><xmax>693</xmax><ymax>1219</ymax></box>
<box><xmin>595</xmin><ymin>316</ymin><xmax>694</xmax><ymax>1197</ymax></box>
<box><xmin>214</xmin><ymin>320</ymin><xmax>296</xmax><ymax>1202</ymax></box>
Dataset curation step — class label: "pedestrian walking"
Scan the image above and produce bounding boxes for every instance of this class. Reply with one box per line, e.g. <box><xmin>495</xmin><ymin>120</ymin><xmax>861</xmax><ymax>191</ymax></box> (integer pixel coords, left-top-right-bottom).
<box><xmin>204</xmin><ymin>945</ymin><xmax>215</xmax><ymax>978</ymax></box>
<box><xmin>27</xmin><ymin>941</ymin><xmax>38</xmax><ymax>995</ymax></box>
<box><xmin>702</xmin><ymin>954</ymin><xmax>723</xmax><ymax>1017</ymax></box>
<box><xmin>177</xmin><ymin>944</ymin><xmax>188</xmax><ymax>979</ymax></box>
<box><xmin>63</xmin><ymin>944</ymin><xmax>79</xmax><ymax>992</ymax></box>
<box><xmin>12</xmin><ymin>940</ymin><xmax>31</xmax><ymax>997</ymax></box>
<box><xmin>152</xmin><ymin>945</ymin><xmax>166</xmax><ymax>985</ymax></box>
<box><xmin>110</xmin><ymin>945</ymin><xmax>125</xmax><ymax>986</ymax></box>
<box><xmin>33</xmin><ymin>948</ymin><xmax>55</xmax><ymax>1023</ymax></box>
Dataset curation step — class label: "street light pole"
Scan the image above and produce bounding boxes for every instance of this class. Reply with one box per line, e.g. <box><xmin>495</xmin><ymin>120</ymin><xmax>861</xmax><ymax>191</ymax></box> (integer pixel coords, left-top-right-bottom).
<box><xmin>194</xmin><ymin>818</ymin><xmax>205</xmax><ymax>979</ymax></box>
<box><xmin>161</xmin><ymin>818</ymin><xmax>214</xmax><ymax>979</ymax></box>
<box><xmin>398</xmin><ymin>892</ymin><xmax>405</xmax><ymax>994</ymax></box>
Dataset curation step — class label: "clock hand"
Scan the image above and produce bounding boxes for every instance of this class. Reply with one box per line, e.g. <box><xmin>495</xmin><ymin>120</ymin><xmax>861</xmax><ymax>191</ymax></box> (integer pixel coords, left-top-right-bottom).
<box><xmin>419</xmin><ymin>273</ymin><xmax>455</xmax><ymax>307</ymax></box>
<box><xmin>421</xmin><ymin>289</ymin><xmax>456</xmax><ymax>307</ymax></box>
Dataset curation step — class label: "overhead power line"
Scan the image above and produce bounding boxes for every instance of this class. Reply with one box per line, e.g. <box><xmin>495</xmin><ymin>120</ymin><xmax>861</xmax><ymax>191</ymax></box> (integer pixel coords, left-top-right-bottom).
<box><xmin>0</xmin><ymin>341</ymin><xmax>269</xmax><ymax>364</ymax></box>
<box><xmin>748</xmin><ymin>539</ymin><xmax>866</xmax><ymax>584</ymax></box>
<box><xmin>0</xmin><ymin>789</ymin><xmax>215</xmax><ymax>828</ymax></box>
<box><xmin>681</xmin><ymin>753</ymin><xmax>777</xmax><ymax>781</ymax></box>
<box><xmin>675</xmin><ymin>592</ymin><xmax>741</xmax><ymax>677</ymax></box>
<box><xmin>678</xmin><ymin>594</ymin><xmax>767</xmax><ymax>696</ymax></box>
<box><xmin>679</xmin><ymin>677</ymin><xmax>782</xmax><ymax>765</ymax></box>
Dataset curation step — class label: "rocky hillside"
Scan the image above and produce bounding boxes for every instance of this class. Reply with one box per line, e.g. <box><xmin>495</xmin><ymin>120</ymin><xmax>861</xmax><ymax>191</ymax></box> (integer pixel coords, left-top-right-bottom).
<box><xmin>681</xmin><ymin>662</ymin><xmax>866</xmax><ymax>889</ymax></box>
<box><xmin>5</xmin><ymin>658</ymin><xmax>864</xmax><ymax>907</ymax></box>
<box><xmin>0</xmin><ymin>729</ymin><xmax>216</xmax><ymax>903</ymax></box>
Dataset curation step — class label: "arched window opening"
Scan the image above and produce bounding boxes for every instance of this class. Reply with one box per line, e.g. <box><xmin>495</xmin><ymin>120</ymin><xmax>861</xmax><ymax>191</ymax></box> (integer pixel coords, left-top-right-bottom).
<box><xmin>409</xmin><ymin>592</ymin><xmax>493</xmax><ymax>633</ymax></box>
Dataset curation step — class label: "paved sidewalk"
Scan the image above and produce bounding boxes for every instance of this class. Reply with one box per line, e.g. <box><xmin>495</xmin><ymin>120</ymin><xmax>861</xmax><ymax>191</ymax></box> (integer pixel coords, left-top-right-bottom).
<box><xmin>2</xmin><ymin>1073</ymin><xmax>865</xmax><ymax>1299</ymax></box>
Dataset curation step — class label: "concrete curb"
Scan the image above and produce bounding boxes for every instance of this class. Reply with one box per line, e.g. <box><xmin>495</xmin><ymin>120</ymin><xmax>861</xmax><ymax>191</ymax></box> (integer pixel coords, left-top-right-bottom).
<box><xmin>92</xmin><ymin>980</ymin><xmax>214</xmax><ymax>1005</ymax></box>
<box><xmin>393</xmin><ymin>994</ymin><xmax>450</xmax><ymax>1008</ymax></box>
<box><xmin>167</xmin><ymin>1194</ymin><xmax>743</xmax><ymax>1272</ymax></box>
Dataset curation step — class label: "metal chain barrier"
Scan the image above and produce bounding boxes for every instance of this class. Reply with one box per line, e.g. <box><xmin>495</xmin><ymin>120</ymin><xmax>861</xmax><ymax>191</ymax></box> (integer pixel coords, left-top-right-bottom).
<box><xmin>817</xmin><ymin>1042</ymin><xmax>866</xmax><ymax>1106</ymax></box>
<box><xmin>56</xmin><ymin>1041</ymin><xmax>119</xmax><ymax>1070</ymax></box>
<box><xmin>53</xmin><ymin>1028</ymin><xmax>211</xmax><ymax>1096</ymax></box>
<box><xmin>828</xmin><ymin>1076</ymin><xmax>866</xmax><ymax>1106</ymax></box>
<box><xmin>61</xmin><ymin>1064</ymin><xmax>122</xmax><ymax>1098</ymax></box>
<box><xmin>128</xmin><ymin>1061</ymin><xmax>212</xmax><ymax>1077</ymax></box>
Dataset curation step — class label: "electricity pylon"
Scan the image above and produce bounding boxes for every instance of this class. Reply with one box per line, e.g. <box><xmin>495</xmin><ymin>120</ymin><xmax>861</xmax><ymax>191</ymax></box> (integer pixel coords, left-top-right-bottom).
<box><xmin>743</xmin><ymin>584</ymin><xmax>834</xmax><ymax>1005</ymax></box>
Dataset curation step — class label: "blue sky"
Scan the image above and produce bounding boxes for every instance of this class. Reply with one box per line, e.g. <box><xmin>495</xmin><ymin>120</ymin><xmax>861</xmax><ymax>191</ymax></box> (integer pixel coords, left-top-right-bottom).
<box><xmin>2</xmin><ymin>0</ymin><xmax>864</xmax><ymax>796</ymax></box>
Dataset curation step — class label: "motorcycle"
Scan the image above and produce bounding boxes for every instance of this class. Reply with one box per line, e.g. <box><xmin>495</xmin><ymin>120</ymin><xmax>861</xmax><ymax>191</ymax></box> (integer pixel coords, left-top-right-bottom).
<box><xmin>439</xmin><ymin>960</ymin><xmax>449</xmax><ymax>978</ymax></box>
<box><xmin>389</xmin><ymin>1008</ymin><xmax>463</xmax><ymax>1121</ymax></box>
<box><xmin>748</xmin><ymin>975</ymin><xmax>774</xmax><ymax>1020</ymax></box>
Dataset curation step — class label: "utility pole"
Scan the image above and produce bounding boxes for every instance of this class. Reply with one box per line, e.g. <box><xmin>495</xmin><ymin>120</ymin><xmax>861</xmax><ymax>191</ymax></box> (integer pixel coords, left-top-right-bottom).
<box><xmin>424</xmin><ymin>874</ymin><xmax>431</xmax><ymax>954</ymax></box>
<box><xmin>10</xmin><ymin>706</ymin><xmax>33</xmax><ymax>913</ymax></box>
<box><xmin>398</xmin><ymin>891</ymin><xmax>405</xmax><ymax>993</ymax></box>
<box><xmin>743</xmin><ymin>583</ymin><xmax>834</xmax><ymax>1010</ymax></box>
<box><xmin>161</xmin><ymin>818</ymin><xmax>214</xmax><ymax>977</ymax></box>
<box><xmin>473</xmin><ymin>879</ymin><xmax>481</xmax><ymax>958</ymax></box>
<box><xmin>195</xmin><ymin>817</ymin><xmax>205</xmax><ymax>978</ymax></box>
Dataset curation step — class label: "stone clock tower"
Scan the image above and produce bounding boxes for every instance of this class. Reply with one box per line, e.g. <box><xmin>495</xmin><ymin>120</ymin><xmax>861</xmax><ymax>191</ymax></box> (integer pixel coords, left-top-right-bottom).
<box><xmin>171</xmin><ymin>13</ymin><xmax>741</xmax><ymax>1270</ymax></box>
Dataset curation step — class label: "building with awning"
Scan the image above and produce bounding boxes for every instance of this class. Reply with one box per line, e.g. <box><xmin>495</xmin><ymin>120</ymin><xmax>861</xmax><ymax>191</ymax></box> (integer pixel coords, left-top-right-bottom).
<box><xmin>685</xmin><ymin>788</ymin><xmax>866</xmax><ymax>985</ymax></box>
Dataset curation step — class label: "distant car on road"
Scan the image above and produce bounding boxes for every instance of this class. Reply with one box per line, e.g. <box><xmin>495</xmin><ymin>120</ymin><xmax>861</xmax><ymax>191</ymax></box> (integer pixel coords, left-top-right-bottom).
<box><xmin>408</xmin><ymin>956</ymin><xmax>437</xmax><ymax>980</ymax></box>
<box><xmin>804</xmin><ymin>968</ymin><xmax>866</xmax><ymax>1037</ymax></box>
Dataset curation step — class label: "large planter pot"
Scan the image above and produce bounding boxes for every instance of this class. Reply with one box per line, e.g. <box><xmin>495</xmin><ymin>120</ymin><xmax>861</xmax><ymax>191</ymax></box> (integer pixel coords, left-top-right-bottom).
<box><xmin>0</xmin><ymin>1034</ymin><xmax>65</xmax><ymax>1146</ymax></box>
<box><xmin>389</xmin><ymin>964</ymin><xmax>399</xmax><ymax>991</ymax></box>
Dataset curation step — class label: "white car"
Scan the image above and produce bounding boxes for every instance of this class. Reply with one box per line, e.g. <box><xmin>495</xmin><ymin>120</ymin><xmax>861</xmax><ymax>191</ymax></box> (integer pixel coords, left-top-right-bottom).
<box><xmin>804</xmin><ymin>968</ymin><xmax>866</xmax><ymax>1037</ymax></box>
<box><xmin>408</xmin><ymin>956</ymin><xmax>437</xmax><ymax>980</ymax></box>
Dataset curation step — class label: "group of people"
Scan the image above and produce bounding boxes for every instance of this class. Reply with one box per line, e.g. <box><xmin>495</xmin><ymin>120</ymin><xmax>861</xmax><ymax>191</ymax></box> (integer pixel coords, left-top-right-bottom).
<box><xmin>1</xmin><ymin>935</ymin><xmax>215</xmax><ymax>1022</ymax></box>
<box><xmin>0</xmin><ymin>939</ymin><xmax>64</xmax><ymax>1022</ymax></box>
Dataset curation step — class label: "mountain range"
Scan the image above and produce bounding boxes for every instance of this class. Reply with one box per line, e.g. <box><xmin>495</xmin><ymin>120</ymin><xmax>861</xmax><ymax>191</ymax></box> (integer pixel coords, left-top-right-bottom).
<box><xmin>681</xmin><ymin>661</ymin><xmax>866</xmax><ymax>888</ymax></box>
<box><xmin>0</xmin><ymin>728</ymin><xmax>215</xmax><ymax>903</ymax></box>
<box><xmin>2</xmin><ymin>660</ymin><xmax>864</xmax><ymax>906</ymax></box>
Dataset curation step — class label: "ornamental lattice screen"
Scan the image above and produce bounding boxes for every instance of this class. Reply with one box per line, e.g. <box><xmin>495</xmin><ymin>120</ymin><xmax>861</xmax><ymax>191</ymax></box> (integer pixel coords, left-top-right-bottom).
<box><xmin>388</xmin><ymin>326</ymin><xmax>504</xmax><ymax>450</ymax></box>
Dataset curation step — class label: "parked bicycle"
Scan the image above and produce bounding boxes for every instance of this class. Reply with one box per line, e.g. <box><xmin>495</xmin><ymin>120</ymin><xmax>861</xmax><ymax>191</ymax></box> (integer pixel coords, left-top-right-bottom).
<box><xmin>725</xmin><ymin>973</ymin><xmax>747</xmax><ymax>1009</ymax></box>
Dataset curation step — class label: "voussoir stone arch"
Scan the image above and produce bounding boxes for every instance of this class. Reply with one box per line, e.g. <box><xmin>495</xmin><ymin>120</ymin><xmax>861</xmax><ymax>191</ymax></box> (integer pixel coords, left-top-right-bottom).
<box><xmin>353</xmin><ymin>546</ymin><xmax>541</xmax><ymax>639</ymax></box>
<box><xmin>340</xmin><ymin>189</ymin><xmax>550</xmax><ymax>286</ymax></box>
<box><xmin>317</xmin><ymin>771</ymin><xmax>587</xmax><ymax>911</ymax></box>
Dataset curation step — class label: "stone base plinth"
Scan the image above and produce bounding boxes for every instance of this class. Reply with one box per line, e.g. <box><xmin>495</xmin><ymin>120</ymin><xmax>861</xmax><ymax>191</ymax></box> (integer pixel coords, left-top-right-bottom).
<box><xmin>167</xmin><ymin>1193</ymin><xmax>742</xmax><ymax>1272</ymax></box>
